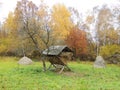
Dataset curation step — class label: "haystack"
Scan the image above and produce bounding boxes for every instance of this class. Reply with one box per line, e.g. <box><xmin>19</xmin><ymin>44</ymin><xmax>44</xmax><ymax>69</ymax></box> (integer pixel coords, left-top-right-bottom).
<box><xmin>18</xmin><ymin>56</ymin><xmax>33</xmax><ymax>65</ymax></box>
<box><xmin>94</xmin><ymin>56</ymin><xmax>106</xmax><ymax>68</ymax></box>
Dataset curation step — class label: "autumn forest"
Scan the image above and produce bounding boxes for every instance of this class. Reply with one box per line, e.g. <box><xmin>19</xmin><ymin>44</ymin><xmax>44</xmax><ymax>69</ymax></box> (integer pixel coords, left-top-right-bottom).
<box><xmin>0</xmin><ymin>0</ymin><xmax>120</xmax><ymax>60</ymax></box>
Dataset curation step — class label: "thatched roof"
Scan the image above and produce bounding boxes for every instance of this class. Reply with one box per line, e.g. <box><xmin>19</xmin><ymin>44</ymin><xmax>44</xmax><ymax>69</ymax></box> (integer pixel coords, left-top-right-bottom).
<box><xmin>42</xmin><ymin>45</ymin><xmax>72</xmax><ymax>56</ymax></box>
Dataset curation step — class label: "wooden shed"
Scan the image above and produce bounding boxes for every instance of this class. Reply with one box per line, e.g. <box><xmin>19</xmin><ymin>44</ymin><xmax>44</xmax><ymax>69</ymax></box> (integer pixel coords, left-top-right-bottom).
<box><xmin>42</xmin><ymin>45</ymin><xmax>73</xmax><ymax>73</ymax></box>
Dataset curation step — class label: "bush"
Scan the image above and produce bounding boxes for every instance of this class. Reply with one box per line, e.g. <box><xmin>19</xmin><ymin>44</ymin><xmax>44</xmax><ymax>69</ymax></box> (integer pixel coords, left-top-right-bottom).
<box><xmin>100</xmin><ymin>44</ymin><xmax>120</xmax><ymax>58</ymax></box>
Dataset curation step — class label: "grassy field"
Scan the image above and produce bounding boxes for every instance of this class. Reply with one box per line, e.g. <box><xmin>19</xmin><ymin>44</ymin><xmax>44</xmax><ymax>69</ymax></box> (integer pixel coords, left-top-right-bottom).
<box><xmin>0</xmin><ymin>57</ymin><xmax>120</xmax><ymax>90</ymax></box>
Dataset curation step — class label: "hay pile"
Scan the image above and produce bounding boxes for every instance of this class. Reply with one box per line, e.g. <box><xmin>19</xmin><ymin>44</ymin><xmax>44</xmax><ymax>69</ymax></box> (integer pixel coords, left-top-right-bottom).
<box><xmin>18</xmin><ymin>56</ymin><xmax>33</xmax><ymax>65</ymax></box>
<box><xmin>60</xmin><ymin>52</ymin><xmax>73</xmax><ymax>60</ymax></box>
<box><xmin>94</xmin><ymin>56</ymin><xmax>106</xmax><ymax>68</ymax></box>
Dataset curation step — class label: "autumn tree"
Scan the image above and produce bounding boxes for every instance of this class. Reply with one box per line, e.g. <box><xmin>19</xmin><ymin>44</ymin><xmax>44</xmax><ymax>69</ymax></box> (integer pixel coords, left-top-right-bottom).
<box><xmin>13</xmin><ymin>0</ymin><xmax>37</xmax><ymax>56</ymax></box>
<box><xmin>14</xmin><ymin>0</ymin><xmax>49</xmax><ymax>70</ymax></box>
<box><xmin>51</xmin><ymin>3</ymin><xmax>73</xmax><ymax>44</ymax></box>
<box><xmin>68</xmin><ymin>7</ymin><xmax>82</xmax><ymax>26</ymax></box>
<box><xmin>66</xmin><ymin>27</ymin><xmax>87</xmax><ymax>57</ymax></box>
<box><xmin>0</xmin><ymin>24</ymin><xmax>11</xmax><ymax>55</ymax></box>
<box><xmin>85</xmin><ymin>4</ymin><xmax>120</xmax><ymax>56</ymax></box>
<box><xmin>36</xmin><ymin>0</ymin><xmax>53</xmax><ymax>50</ymax></box>
<box><xmin>0</xmin><ymin>12</ymin><xmax>19</xmax><ymax>55</ymax></box>
<box><xmin>112</xmin><ymin>5</ymin><xmax>120</xmax><ymax>44</ymax></box>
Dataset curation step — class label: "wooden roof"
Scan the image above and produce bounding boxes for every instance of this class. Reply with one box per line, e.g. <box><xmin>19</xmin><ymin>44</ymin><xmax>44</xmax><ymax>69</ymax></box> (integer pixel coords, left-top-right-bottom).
<box><xmin>42</xmin><ymin>45</ymin><xmax>72</xmax><ymax>56</ymax></box>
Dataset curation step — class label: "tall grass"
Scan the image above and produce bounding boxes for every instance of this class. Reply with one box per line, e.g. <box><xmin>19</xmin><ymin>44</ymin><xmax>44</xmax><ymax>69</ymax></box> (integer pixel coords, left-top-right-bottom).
<box><xmin>0</xmin><ymin>57</ymin><xmax>120</xmax><ymax>90</ymax></box>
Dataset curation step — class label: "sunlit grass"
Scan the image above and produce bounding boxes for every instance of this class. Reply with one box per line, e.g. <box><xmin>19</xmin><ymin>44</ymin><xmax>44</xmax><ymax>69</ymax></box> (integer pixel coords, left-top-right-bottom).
<box><xmin>0</xmin><ymin>57</ymin><xmax>120</xmax><ymax>90</ymax></box>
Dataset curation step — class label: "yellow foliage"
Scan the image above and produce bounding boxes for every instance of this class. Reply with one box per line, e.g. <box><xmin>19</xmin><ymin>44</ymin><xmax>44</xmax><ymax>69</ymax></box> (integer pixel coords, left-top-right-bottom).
<box><xmin>86</xmin><ymin>15</ymin><xmax>94</xmax><ymax>24</ymax></box>
<box><xmin>4</xmin><ymin>12</ymin><xmax>17</xmax><ymax>33</ymax></box>
<box><xmin>0</xmin><ymin>38</ymin><xmax>10</xmax><ymax>53</ymax></box>
<box><xmin>0</xmin><ymin>35</ymin><xmax>19</xmax><ymax>54</ymax></box>
<box><xmin>51</xmin><ymin>3</ymin><xmax>73</xmax><ymax>40</ymax></box>
<box><xmin>100</xmin><ymin>44</ymin><xmax>120</xmax><ymax>57</ymax></box>
<box><xmin>0</xmin><ymin>44</ymin><xmax>7</xmax><ymax>53</ymax></box>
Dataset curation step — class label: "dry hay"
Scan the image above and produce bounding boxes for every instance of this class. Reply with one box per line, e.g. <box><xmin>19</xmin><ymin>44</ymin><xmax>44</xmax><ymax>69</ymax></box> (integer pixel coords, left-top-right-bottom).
<box><xmin>18</xmin><ymin>56</ymin><xmax>33</xmax><ymax>65</ymax></box>
<box><xmin>60</xmin><ymin>52</ymin><xmax>73</xmax><ymax>60</ymax></box>
<box><xmin>94</xmin><ymin>56</ymin><xmax>106</xmax><ymax>68</ymax></box>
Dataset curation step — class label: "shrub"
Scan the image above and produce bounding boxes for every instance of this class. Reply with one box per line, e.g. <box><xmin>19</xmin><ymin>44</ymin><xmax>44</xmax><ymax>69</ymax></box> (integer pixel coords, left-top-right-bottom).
<box><xmin>100</xmin><ymin>44</ymin><xmax>120</xmax><ymax>58</ymax></box>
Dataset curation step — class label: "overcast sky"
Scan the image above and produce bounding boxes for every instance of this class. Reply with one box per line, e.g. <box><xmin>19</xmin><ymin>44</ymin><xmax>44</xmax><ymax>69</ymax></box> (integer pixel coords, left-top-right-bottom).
<box><xmin>0</xmin><ymin>0</ymin><xmax>120</xmax><ymax>22</ymax></box>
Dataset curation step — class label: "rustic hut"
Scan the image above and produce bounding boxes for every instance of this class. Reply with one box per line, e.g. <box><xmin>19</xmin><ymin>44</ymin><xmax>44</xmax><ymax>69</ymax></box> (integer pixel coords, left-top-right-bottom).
<box><xmin>42</xmin><ymin>45</ymin><xmax>73</xmax><ymax>73</ymax></box>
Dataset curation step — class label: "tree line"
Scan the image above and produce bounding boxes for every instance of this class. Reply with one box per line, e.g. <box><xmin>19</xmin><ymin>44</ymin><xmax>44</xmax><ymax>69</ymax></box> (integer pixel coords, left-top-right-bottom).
<box><xmin>0</xmin><ymin>0</ymin><xmax>120</xmax><ymax>60</ymax></box>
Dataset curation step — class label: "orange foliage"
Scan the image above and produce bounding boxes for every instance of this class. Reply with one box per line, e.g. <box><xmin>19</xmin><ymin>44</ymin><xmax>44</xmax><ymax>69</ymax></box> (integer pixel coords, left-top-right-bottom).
<box><xmin>66</xmin><ymin>27</ymin><xmax>88</xmax><ymax>56</ymax></box>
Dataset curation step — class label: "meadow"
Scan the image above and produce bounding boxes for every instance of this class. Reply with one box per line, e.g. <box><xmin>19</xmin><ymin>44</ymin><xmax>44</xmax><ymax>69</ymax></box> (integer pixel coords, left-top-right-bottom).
<box><xmin>0</xmin><ymin>57</ymin><xmax>120</xmax><ymax>90</ymax></box>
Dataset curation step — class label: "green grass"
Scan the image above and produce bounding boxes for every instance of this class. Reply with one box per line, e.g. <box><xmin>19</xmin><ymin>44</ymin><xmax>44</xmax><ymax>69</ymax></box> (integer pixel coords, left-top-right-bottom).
<box><xmin>0</xmin><ymin>57</ymin><xmax>120</xmax><ymax>90</ymax></box>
